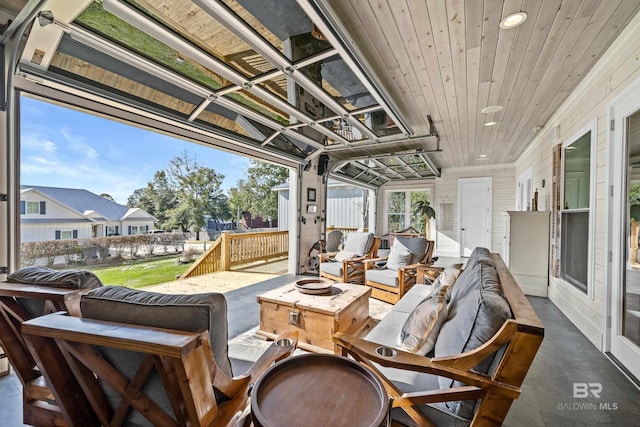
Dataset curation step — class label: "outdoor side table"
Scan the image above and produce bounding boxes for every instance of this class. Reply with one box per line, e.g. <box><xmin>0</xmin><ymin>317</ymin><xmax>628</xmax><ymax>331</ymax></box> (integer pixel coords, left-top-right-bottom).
<box><xmin>251</xmin><ymin>353</ymin><xmax>389</xmax><ymax>427</ymax></box>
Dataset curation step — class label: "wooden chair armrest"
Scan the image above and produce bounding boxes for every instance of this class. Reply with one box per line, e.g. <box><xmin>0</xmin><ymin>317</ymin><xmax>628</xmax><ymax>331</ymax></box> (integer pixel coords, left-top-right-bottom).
<box><xmin>0</xmin><ymin>282</ymin><xmax>90</xmax><ymax>300</ymax></box>
<box><xmin>333</xmin><ymin>332</ymin><xmax>520</xmax><ymax>399</ymax></box>
<box><xmin>22</xmin><ymin>312</ymin><xmax>203</xmax><ymax>357</ymax></box>
<box><xmin>318</xmin><ymin>252</ymin><xmax>337</xmax><ymax>262</ymax></box>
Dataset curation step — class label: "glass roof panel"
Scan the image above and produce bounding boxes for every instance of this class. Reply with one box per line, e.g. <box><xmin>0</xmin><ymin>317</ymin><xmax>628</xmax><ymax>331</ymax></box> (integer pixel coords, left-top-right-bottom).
<box><xmin>300</xmin><ymin>56</ymin><xmax>377</xmax><ymax>111</ymax></box>
<box><xmin>49</xmin><ymin>51</ymin><xmax>255</xmax><ymax>140</ymax></box>
<box><xmin>366</xmin><ymin>110</ymin><xmax>402</xmax><ymax>138</ymax></box>
<box><xmin>219</xmin><ymin>0</ymin><xmax>333</xmax><ymax>62</ymax></box>
<box><xmin>225</xmin><ymin>89</ymin><xmax>289</xmax><ymax>125</ymax></box>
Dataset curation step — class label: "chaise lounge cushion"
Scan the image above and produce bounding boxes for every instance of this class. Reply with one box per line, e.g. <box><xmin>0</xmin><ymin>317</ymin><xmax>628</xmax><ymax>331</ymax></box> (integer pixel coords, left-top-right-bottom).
<box><xmin>81</xmin><ymin>286</ymin><xmax>232</xmax><ymax>377</ymax></box>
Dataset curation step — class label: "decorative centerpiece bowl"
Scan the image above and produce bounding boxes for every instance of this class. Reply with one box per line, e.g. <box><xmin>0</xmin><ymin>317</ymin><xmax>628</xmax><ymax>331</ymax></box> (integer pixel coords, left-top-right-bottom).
<box><xmin>294</xmin><ymin>278</ymin><xmax>333</xmax><ymax>295</ymax></box>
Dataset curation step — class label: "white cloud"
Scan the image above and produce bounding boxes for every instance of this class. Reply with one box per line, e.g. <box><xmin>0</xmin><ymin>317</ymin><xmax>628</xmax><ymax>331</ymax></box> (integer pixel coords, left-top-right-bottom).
<box><xmin>61</xmin><ymin>128</ymin><xmax>99</xmax><ymax>159</ymax></box>
<box><xmin>21</xmin><ymin>132</ymin><xmax>57</xmax><ymax>153</ymax></box>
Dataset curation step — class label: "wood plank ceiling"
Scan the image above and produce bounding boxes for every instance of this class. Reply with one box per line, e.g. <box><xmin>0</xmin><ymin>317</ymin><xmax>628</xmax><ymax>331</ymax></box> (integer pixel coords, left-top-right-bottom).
<box><xmin>322</xmin><ymin>0</ymin><xmax>640</xmax><ymax>169</ymax></box>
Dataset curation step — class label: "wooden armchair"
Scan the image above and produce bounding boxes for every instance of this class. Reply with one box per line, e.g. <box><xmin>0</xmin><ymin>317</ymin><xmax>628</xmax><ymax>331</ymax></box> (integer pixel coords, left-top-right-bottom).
<box><xmin>0</xmin><ymin>270</ymin><xmax>102</xmax><ymax>427</ymax></box>
<box><xmin>319</xmin><ymin>232</ymin><xmax>380</xmax><ymax>283</ymax></box>
<box><xmin>364</xmin><ymin>237</ymin><xmax>434</xmax><ymax>303</ymax></box>
<box><xmin>21</xmin><ymin>286</ymin><xmax>298</xmax><ymax>426</ymax></box>
<box><xmin>22</xmin><ymin>313</ymin><xmax>297</xmax><ymax>427</ymax></box>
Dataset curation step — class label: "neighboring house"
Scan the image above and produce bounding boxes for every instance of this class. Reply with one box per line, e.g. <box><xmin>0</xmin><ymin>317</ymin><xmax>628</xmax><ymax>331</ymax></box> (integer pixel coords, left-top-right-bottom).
<box><xmin>20</xmin><ymin>185</ymin><xmax>156</xmax><ymax>242</ymax></box>
<box><xmin>273</xmin><ymin>179</ymin><xmax>368</xmax><ymax>231</ymax></box>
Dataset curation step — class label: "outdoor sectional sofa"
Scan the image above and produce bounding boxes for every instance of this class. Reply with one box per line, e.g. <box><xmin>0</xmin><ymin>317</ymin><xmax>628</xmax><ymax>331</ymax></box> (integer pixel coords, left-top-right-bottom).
<box><xmin>334</xmin><ymin>247</ymin><xmax>545</xmax><ymax>426</ymax></box>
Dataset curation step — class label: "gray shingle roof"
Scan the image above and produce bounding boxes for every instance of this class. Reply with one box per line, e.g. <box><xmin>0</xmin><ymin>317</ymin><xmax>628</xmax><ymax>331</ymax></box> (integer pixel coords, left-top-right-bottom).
<box><xmin>21</xmin><ymin>185</ymin><xmax>152</xmax><ymax>221</ymax></box>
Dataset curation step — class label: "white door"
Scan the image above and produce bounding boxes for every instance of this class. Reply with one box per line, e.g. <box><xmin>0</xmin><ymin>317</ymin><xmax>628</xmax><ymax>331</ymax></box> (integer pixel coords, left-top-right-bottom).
<box><xmin>609</xmin><ymin>82</ymin><xmax>640</xmax><ymax>381</ymax></box>
<box><xmin>458</xmin><ymin>178</ymin><xmax>492</xmax><ymax>257</ymax></box>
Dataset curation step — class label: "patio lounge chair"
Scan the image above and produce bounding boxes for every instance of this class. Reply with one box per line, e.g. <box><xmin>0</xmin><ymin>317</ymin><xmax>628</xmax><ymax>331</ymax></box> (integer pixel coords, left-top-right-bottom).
<box><xmin>319</xmin><ymin>232</ymin><xmax>380</xmax><ymax>283</ymax></box>
<box><xmin>21</xmin><ymin>286</ymin><xmax>298</xmax><ymax>427</ymax></box>
<box><xmin>0</xmin><ymin>266</ymin><xmax>103</xmax><ymax>427</ymax></box>
<box><xmin>363</xmin><ymin>236</ymin><xmax>435</xmax><ymax>303</ymax></box>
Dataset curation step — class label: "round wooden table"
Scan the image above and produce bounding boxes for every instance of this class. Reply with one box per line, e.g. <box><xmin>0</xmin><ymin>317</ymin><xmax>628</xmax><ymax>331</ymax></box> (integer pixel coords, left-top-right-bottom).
<box><xmin>251</xmin><ymin>353</ymin><xmax>389</xmax><ymax>427</ymax></box>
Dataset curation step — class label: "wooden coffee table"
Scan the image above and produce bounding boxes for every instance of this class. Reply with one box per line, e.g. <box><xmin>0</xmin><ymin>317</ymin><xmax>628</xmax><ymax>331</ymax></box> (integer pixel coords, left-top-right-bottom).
<box><xmin>256</xmin><ymin>281</ymin><xmax>372</xmax><ymax>353</ymax></box>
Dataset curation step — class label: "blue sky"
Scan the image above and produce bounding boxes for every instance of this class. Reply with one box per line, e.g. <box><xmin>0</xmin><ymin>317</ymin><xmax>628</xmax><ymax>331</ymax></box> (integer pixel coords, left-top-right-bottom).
<box><xmin>20</xmin><ymin>95</ymin><xmax>252</xmax><ymax>205</ymax></box>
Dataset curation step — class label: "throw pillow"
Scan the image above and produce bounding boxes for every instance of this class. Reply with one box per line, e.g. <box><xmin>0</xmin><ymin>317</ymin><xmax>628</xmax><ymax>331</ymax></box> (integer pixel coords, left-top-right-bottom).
<box><xmin>430</xmin><ymin>265</ymin><xmax>463</xmax><ymax>300</ymax></box>
<box><xmin>334</xmin><ymin>250</ymin><xmax>359</xmax><ymax>262</ymax></box>
<box><xmin>386</xmin><ymin>246</ymin><xmax>413</xmax><ymax>271</ymax></box>
<box><xmin>397</xmin><ymin>287</ymin><xmax>449</xmax><ymax>355</ymax></box>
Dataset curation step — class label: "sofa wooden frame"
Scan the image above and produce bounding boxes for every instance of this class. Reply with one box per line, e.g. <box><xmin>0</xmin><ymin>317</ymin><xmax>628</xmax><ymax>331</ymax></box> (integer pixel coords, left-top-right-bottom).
<box><xmin>0</xmin><ymin>282</ymin><xmax>92</xmax><ymax>427</ymax></box>
<box><xmin>334</xmin><ymin>254</ymin><xmax>544</xmax><ymax>426</ymax></box>
<box><xmin>22</xmin><ymin>312</ymin><xmax>297</xmax><ymax>427</ymax></box>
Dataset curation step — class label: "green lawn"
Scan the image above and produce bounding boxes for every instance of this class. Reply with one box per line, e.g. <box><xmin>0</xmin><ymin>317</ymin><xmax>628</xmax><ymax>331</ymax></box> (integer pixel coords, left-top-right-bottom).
<box><xmin>84</xmin><ymin>256</ymin><xmax>193</xmax><ymax>289</ymax></box>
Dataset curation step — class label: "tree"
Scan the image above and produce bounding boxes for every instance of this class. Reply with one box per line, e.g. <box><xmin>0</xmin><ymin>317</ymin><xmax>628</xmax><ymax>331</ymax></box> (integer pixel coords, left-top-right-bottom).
<box><xmin>229</xmin><ymin>160</ymin><xmax>288</xmax><ymax>227</ymax></box>
<box><xmin>100</xmin><ymin>193</ymin><xmax>115</xmax><ymax>202</ymax></box>
<box><xmin>165</xmin><ymin>152</ymin><xmax>229</xmax><ymax>238</ymax></box>
<box><xmin>128</xmin><ymin>152</ymin><xmax>228</xmax><ymax>238</ymax></box>
<box><xmin>128</xmin><ymin>171</ymin><xmax>176</xmax><ymax>230</ymax></box>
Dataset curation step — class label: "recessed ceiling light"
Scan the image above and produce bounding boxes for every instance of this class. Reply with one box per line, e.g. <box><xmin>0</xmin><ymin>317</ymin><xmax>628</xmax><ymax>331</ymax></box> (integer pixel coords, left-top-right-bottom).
<box><xmin>484</xmin><ymin>121</ymin><xmax>497</xmax><ymax>126</ymax></box>
<box><xmin>500</xmin><ymin>12</ymin><xmax>527</xmax><ymax>29</ymax></box>
<box><xmin>479</xmin><ymin>154</ymin><xmax>488</xmax><ymax>158</ymax></box>
<box><xmin>482</xmin><ymin>105</ymin><xmax>503</xmax><ymax>114</ymax></box>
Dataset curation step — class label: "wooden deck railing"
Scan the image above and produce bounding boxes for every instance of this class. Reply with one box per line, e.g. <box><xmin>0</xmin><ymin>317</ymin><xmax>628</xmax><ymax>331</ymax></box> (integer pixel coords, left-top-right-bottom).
<box><xmin>180</xmin><ymin>230</ymin><xmax>288</xmax><ymax>279</ymax></box>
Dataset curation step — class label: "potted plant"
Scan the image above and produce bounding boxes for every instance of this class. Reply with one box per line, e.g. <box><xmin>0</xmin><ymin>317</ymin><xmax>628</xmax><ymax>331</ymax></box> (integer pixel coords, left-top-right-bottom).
<box><xmin>413</xmin><ymin>199</ymin><xmax>436</xmax><ymax>240</ymax></box>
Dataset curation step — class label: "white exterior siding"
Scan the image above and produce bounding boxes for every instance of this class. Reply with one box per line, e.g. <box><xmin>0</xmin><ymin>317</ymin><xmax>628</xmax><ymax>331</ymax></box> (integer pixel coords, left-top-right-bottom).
<box><xmin>325</xmin><ymin>187</ymin><xmax>366</xmax><ymax>229</ymax></box>
<box><xmin>20</xmin><ymin>187</ymin><xmax>155</xmax><ymax>242</ymax></box>
<box><xmin>514</xmin><ymin>11</ymin><xmax>640</xmax><ymax>350</ymax></box>
<box><xmin>21</xmin><ymin>222</ymin><xmax>93</xmax><ymax>243</ymax></box>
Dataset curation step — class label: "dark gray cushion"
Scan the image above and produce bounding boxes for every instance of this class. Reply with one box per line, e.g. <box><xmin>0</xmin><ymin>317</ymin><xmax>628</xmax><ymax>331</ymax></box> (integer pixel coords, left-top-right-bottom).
<box><xmin>342</xmin><ymin>232</ymin><xmax>374</xmax><ymax>256</ymax></box>
<box><xmin>8</xmin><ymin>266</ymin><xmax>103</xmax><ymax>317</ymax></box>
<box><xmin>7</xmin><ymin>266</ymin><xmax>103</xmax><ymax>289</ymax></box>
<box><xmin>81</xmin><ymin>286</ymin><xmax>232</xmax><ymax>377</ymax></box>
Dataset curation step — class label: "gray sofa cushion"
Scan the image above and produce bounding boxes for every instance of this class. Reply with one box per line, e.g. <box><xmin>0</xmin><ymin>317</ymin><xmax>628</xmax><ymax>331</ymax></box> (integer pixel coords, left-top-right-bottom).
<box><xmin>434</xmin><ymin>286</ymin><xmax>512</xmax><ymax>418</ymax></box>
<box><xmin>81</xmin><ymin>286</ymin><xmax>232</xmax><ymax>377</ymax></box>
<box><xmin>8</xmin><ymin>266</ymin><xmax>103</xmax><ymax>317</ymax></box>
<box><xmin>465</xmin><ymin>247</ymin><xmax>494</xmax><ymax>268</ymax></box>
<box><xmin>448</xmin><ymin>262</ymin><xmax>502</xmax><ymax>306</ymax></box>
<box><xmin>342</xmin><ymin>232</ymin><xmax>374</xmax><ymax>256</ymax></box>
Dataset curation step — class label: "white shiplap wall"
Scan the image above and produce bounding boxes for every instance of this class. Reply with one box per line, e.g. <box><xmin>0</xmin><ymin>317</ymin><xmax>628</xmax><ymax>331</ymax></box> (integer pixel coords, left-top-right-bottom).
<box><xmin>432</xmin><ymin>165</ymin><xmax>515</xmax><ymax>257</ymax></box>
<box><xmin>515</xmin><ymin>11</ymin><xmax>640</xmax><ymax>350</ymax></box>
